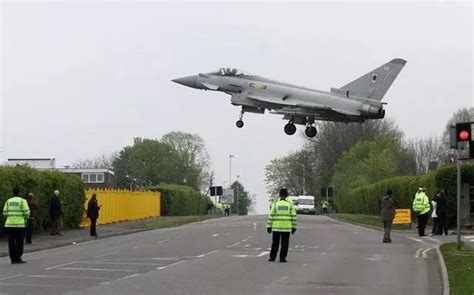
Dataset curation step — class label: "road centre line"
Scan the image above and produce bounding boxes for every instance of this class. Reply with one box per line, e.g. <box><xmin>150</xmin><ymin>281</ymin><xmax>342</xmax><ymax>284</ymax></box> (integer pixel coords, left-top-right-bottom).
<box><xmin>0</xmin><ymin>282</ymin><xmax>72</xmax><ymax>288</ymax></box>
<box><xmin>45</xmin><ymin>261</ymin><xmax>77</xmax><ymax>270</ymax></box>
<box><xmin>196</xmin><ymin>250</ymin><xmax>220</xmax><ymax>258</ymax></box>
<box><xmin>0</xmin><ymin>274</ymin><xmax>23</xmax><ymax>282</ymax></box>
<box><xmin>27</xmin><ymin>275</ymin><xmax>109</xmax><ymax>280</ymax></box>
<box><xmin>100</xmin><ymin>273</ymin><xmax>140</xmax><ymax>285</ymax></box>
<box><xmin>156</xmin><ymin>260</ymin><xmax>185</xmax><ymax>270</ymax></box>
<box><xmin>422</xmin><ymin>247</ymin><xmax>435</xmax><ymax>258</ymax></box>
<box><xmin>227</xmin><ymin>242</ymin><xmax>241</xmax><ymax>248</ymax></box>
<box><xmin>78</xmin><ymin>261</ymin><xmax>162</xmax><ymax>266</ymax></box>
<box><xmin>211</xmin><ymin>234</ymin><xmax>220</xmax><ymax>237</ymax></box>
<box><xmin>57</xmin><ymin>267</ymin><xmax>135</xmax><ymax>272</ymax></box>
<box><xmin>94</xmin><ymin>251</ymin><xmax>119</xmax><ymax>259</ymax></box>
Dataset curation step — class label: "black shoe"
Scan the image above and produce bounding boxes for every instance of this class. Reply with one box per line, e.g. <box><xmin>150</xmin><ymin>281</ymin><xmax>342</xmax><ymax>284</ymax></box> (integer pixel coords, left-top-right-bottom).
<box><xmin>50</xmin><ymin>233</ymin><xmax>56</xmax><ymax>235</ymax></box>
<box><xmin>56</xmin><ymin>233</ymin><xmax>62</xmax><ymax>236</ymax></box>
<box><xmin>12</xmin><ymin>260</ymin><xmax>26</xmax><ymax>264</ymax></box>
<box><xmin>268</xmin><ymin>258</ymin><xmax>275</xmax><ymax>262</ymax></box>
<box><xmin>279</xmin><ymin>259</ymin><xmax>287</xmax><ymax>263</ymax></box>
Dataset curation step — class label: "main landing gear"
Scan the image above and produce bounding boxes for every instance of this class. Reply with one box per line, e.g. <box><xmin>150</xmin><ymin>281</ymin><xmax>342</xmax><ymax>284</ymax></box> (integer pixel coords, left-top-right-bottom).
<box><xmin>284</xmin><ymin>120</ymin><xmax>317</xmax><ymax>138</ymax></box>
<box><xmin>284</xmin><ymin>122</ymin><xmax>296</xmax><ymax>135</ymax></box>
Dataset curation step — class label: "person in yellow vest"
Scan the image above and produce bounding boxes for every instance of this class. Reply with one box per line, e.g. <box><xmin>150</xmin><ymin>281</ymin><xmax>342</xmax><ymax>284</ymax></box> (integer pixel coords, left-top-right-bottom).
<box><xmin>3</xmin><ymin>186</ymin><xmax>30</xmax><ymax>264</ymax></box>
<box><xmin>412</xmin><ymin>187</ymin><xmax>430</xmax><ymax>237</ymax></box>
<box><xmin>267</xmin><ymin>188</ymin><xmax>297</xmax><ymax>263</ymax></box>
<box><xmin>321</xmin><ymin>199</ymin><xmax>329</xmax><ymax>214</ymax></box>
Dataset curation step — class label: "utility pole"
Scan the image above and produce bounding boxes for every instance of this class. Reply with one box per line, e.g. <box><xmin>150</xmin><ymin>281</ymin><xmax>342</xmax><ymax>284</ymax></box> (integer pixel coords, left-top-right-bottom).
<box><xmin>229</xmin><ymin>154</ymin><xmax>234</xmax><ymax>188</ymax></box>
<box><xmin>236</xmin><ymin>175</ymin><xmax>240</xmax><ymax>216</ymax></box>
<box><xmin>302</xmin><ymin>164</ymin><xmax>306</xmax><ymax>195</ymax></box>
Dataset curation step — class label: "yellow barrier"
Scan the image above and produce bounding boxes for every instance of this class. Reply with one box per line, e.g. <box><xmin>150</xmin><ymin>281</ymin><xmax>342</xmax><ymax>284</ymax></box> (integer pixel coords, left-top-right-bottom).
<box><xmin>393</xmin><ymin>209</ymin><xmax>412</xmax><ymax>225</ymax></box>
<box><xmin>80</xmin><ymin>189</ymin><xmax>161</xmax><ymax>227</ymax></box>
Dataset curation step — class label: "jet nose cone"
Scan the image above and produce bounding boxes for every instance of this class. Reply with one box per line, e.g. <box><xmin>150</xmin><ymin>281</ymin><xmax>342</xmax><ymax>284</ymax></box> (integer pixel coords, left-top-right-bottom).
<box><xmin>172</xmin><ymin>75</ymin><xmax>198</xmax><ymax>88</ymax></box>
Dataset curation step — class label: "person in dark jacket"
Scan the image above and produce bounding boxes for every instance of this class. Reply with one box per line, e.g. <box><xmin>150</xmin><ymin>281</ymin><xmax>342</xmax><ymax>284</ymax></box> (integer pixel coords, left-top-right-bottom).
<box><xmin>26</xmin><ymin>193</ymin><xmax>39</xmax><ymax>244</ymax></box>
<box><xmin>87</xmin><ymin>194</ymin><xmax>101</xmax><ymax>237</ymax></box>
<box><xmin>380</xmin><ymin>189</ymin><xmax>396</xmax><ymax>243</ymax></box>
<box><xmin>434</xmin><ymin>190</ymin><xmax>448</xmax><ymax>235</ymax></box>
<box><xmin>50</xmin><ymin>190</ymin><xmax>62</xmax><ymax>235</ymax></box>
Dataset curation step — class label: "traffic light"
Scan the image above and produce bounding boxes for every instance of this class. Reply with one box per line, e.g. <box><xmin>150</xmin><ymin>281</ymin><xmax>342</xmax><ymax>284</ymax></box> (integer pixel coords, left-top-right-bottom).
<box><xmin>456</xmin><ymin>123</ymin><xmax>472</xmax><ymax>142</ymax></box>
<box><xmin>455</xmin><ymin>122</ymin><xmax>474</xmax><ymax>159</ymax></box>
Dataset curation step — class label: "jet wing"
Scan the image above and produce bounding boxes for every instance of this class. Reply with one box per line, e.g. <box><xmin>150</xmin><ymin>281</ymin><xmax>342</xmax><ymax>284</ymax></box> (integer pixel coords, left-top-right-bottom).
<box><xmin>245</xmin><ymin>93</ymin><xmax>330</xmax><ymax>110</ymax></box>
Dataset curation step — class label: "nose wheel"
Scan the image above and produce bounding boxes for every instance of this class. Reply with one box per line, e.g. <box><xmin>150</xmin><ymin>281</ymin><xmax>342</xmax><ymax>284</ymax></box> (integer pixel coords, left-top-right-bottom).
<box><xmin>236</xmin><ymin>110</ymin><xmax>245</xmax><ymax>128</ymax></box>
<box><xmin>284</xmin><ymin>123</ymin><xmax>297</xmax><ymax>135</ymax></box>
<box><xmin>305</xmin><ymin>125</ymin><xmax>317</xmax><ymax>138</ymax></box>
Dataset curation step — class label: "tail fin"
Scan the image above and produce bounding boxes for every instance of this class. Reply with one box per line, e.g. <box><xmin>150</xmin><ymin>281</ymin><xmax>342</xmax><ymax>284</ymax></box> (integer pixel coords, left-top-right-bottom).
<box><xmin>340</xmin><ymin>58</ymin><xmax>407</xmax><ymax>101</ymax></box>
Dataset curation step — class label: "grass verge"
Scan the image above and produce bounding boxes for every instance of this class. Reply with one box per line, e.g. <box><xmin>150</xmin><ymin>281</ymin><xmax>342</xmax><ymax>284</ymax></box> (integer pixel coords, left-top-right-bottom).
<box><xmin>440</xmin><ymin>243</ymin><xmax>474</xmax><ymax>295</ymax></box>
<box><xmin>137</xmin><ymin>215</ymin><xmax>217</xmax><ymax>230</ymax></box>
<box><xmin>328</xmin><ymin>213</ymin><xmax>411</xmax><ymax>230</ymax></box>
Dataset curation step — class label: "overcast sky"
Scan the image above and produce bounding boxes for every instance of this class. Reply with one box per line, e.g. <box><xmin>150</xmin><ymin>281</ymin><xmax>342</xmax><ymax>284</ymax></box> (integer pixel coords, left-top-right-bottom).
<box><xmin>1</xmin><ymin>1</ymin><xmax>472</xmax><ymax>214</ymax></box>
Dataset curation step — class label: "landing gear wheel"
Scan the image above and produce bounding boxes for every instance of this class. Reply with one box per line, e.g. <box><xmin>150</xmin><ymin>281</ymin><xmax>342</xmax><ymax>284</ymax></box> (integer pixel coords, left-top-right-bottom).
<box><xmin>305</xmin><ymin>126</ymin><xmax>317</xmax><ymax>138</ymax></box>
<box><xmin>236</xmin><ymin>120</ymin><xmax>244</xmax><ymax>128</ymax></box>
<box><xmin>284</xmin><ymin>123</ymin><xmax>297</xmax><ymax>135</ymax></box>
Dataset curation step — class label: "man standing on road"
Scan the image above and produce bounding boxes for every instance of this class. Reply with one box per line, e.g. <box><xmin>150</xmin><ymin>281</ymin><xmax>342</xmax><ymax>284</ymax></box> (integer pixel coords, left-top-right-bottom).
<box><xmin>412</xmin><ymin>188</ymin><xmax>430</xmax><ymax>237</ymax></box>
<box><xmin>50</xmin><ymin>190</ymin><xmax>62</xmax><ymax>235</ymax></box>
<box><xmin>380</xmin><ymin>189</ymin><xmax>396</xmax><ymax>243</ymax></box>
<box><xmin>267</xmin><ymin>188</ymin><xmax>297</xmax><ymax>263</ymax></box>
<box><xmin>3</xmin><ymin>186</ymin><xmax>30</xmax><ymax>264</ymax></box>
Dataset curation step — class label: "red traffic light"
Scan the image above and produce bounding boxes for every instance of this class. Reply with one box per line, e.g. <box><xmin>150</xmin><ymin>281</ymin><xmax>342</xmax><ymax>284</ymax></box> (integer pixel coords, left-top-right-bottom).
<box><xmin>459</xmin><ymin>130</ymin><xmax>470</xmax><ymax>141</ymax></box>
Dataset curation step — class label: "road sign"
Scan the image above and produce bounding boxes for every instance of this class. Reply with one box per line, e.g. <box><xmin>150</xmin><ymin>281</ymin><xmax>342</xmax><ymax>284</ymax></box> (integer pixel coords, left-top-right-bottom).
<box><xmin>393</xmin><ymin>209</ymin><xmax>411</xmax><ymax>225</ymax></box>
<box><xmin>219</xmin><ymin>189</ymin><xmax>234</xmax><ymax>204</ymax></box>
<box><xmin>210</xmin><ymin>186</ymin><xmax>223</xmax><ymax>196</ymax></box>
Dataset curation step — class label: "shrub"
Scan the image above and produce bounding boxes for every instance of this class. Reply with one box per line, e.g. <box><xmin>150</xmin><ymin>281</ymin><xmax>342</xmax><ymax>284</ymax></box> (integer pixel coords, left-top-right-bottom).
<box><xmin>148</xmin><ymin>184</ymin><xmax>210</xmax><ymax>216</ymax></box>
<box><xmin>0</xmin><ymin>166</ymin><xmax>85</xmax><ymax>235</ymax></box>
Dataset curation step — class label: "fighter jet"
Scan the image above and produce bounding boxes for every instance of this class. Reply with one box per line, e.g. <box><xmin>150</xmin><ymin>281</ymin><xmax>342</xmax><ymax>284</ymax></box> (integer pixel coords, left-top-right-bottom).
<box><xmin>172</xmin><ymin>58</ymin><xmax>406</xmax><ymax>137</ymax></box>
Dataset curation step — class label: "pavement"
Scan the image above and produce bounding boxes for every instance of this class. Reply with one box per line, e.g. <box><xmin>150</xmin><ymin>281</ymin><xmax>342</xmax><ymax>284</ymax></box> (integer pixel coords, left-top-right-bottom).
<box><xmin>1</xmin><ymin>214</ymin><xmax>468</xmax><ymax>295</ymax></box>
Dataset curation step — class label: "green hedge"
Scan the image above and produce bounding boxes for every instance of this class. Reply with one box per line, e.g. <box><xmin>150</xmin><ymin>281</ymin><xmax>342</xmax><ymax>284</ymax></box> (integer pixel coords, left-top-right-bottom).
<box><xmin>149</xmin><ymin>184</ymin><xmax>211</xmax><ymax>216</ymax></box>
<box><xmin>0</xmin><ymin>166</ymin><xmax>86</xmax><ymax>234</ymax></box>
<box><xmin>334</xmin><ymin>164</ymin><xmax>474</xmax><ymax>227</ymax></box>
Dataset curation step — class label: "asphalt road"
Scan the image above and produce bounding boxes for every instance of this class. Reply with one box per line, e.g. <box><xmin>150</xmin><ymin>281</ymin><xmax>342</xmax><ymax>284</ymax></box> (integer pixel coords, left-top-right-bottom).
<box><xmin>0</xmin><ymin>215</ymin><xmax>444</xmax><ymax>295</ymax></box>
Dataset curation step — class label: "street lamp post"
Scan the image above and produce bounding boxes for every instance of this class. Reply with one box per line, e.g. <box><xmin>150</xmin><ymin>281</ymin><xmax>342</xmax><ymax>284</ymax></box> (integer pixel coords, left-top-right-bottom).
<box><xmin>229</xmin><ymin>154</ymin><xmax>234</xmax><ymax>188</ymax></box>
<box><xmin>236</xmin><ymin>175</ymin><xmax>240</xmax><ymax>216</ymax></box>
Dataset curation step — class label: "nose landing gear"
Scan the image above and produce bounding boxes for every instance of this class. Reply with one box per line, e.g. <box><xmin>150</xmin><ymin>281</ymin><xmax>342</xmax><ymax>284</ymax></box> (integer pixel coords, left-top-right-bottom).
<box><xmin>236</xmin><ymin>111</ymin><xmax>244</xmax><ymax>128</ymax></box>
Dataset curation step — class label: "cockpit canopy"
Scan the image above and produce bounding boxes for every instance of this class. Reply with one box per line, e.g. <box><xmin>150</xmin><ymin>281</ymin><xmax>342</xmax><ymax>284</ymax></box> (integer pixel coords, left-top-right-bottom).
<box><xmin>209</xmin><ymin>68</ymin><xmax>252</xmax><ymax>77</ymax></box>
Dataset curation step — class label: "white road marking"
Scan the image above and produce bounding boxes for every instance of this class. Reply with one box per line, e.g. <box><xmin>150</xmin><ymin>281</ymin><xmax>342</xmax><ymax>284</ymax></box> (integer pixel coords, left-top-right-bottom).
<box><xmin>156</xmin><ymin>260</ymin><xmax>185</xmax><ymax>270</ymax></box>
<box><xmin>227</xmin><ymin>242</ymin><xmax>241</xmax><ymax>248</ymax></box>
<box><xmin>94</xmin><ymin>251</ymin><xmax>119</xmax><ymax>259</ymax></box>
<box><xmin>196</xmin><ymin>250</ymin><xmax>220</xmax><ymax>258</ymax></box>
<box><xmin>211</xmin><ymin>234</ymin><xmax>220</xmax><ymax>237</ymax></box>
<box><xmin>253</xmin><ymin>222</ymin><xmax>257</xmax><ymax>231</ymax></box>
<box><xmin>45</xmin><ymin>261</ymin><xmax>77</xmax><ymax>270</ymax></box>
<box><xmin>0</xmin><ymin>274</ymin><xmax>23</xmax><ymax>282</ymax></box>
<box><xmin>100</xmin><ymin>273</ymin><xmax>140</xmax><ymax>285</ymax></box>
<box><xmin>321</xmin><ymin>252</ymin><xmax>327</xmax><ymax>255</ymax></box>
<box><xmin>57</xmin><ymin>267</ymin><xmax>135</xmax><ymax>272</ymax></box>
<box><xmin>243</xmin><ymin>244</ymin><xmax>250</xmax><ymax>247</ymax></box>
<box><xmin>79</xmin><ymin>261</ymin><xmax>162</xmax><ymax>266</ymax></box>
<box><xmin>303</xmin><ymin>263</ymin><xmax>309</xmax><ymax>266</ymax></box>
<box><xmin>279</xmin><ymin>276</ymin><xmax>288</xmax><ymax>280</ymax></box>
<box><xmin>367</xmin><ymin>254</ymin><xmax>385</xmax><ymax>261</ymax></box>
<box><xmin>27</xmin><ymin>275</ymin><xmax>109</xmax><ymax>280</ymax></box>
<box><xmin>157</xmin><ymin>239</ymin><xmax>170</xmax><ymax>244</ymax></box>
<box><xmin>233</xmin><ymin>251</ymin><xmax>270</xmax><ymax>258</ymax></box>
<box><xmin>408</xmin><ymin>237</ymin><xmax>426</xmax><ymax>244</ymax></box>
<box><xmin>422</xmin><ymin>247</ymin><xmax>435</xmax><ymax>258</ymax></box>
<box><xmin>0</xmin><ymin>282</ymin><xmax>71</xmax><ymax>288</ymax></box>
<box><xmin>257</xmin><ymin>251</ymin><xmax>270</xmax><ymax>257</ymax></box>
<box><xmin>415</xmin><ymin>248</ymin><xmax>424</xmax><ymax>258</ymax></box>
<box><xmin>242</xmin><ymin>239</ymin><xmax>248</xmax><ymax>242</ymax></box>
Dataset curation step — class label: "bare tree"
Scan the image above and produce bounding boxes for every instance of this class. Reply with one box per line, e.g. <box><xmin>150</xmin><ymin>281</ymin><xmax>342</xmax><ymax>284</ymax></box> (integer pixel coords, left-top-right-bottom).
<box><xmin>405</xmin><ymin>136</ymin><xmax>443</xmax><ymax>174</ymax></box>
<box><xmin>72</xmin><ymin>153</ymin><xmax>117</xmax><ymax>169</ymax></box>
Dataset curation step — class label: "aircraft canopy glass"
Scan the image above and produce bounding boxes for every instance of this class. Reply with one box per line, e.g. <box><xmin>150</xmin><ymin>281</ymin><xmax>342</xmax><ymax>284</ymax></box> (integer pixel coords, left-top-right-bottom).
<box><xmin>212</xmin><ymin>68</ymin><xmax>252</xmax><ymax>76</ymax></box>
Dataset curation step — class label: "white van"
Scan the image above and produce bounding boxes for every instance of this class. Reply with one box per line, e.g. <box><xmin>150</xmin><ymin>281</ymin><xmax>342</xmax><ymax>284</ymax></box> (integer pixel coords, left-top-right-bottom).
<box><xmin>296</xmin><ymin>195</ymin><xmax>315</xmax><ymax>215</ymax></box>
